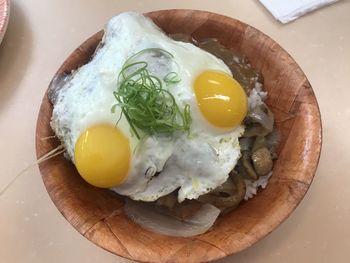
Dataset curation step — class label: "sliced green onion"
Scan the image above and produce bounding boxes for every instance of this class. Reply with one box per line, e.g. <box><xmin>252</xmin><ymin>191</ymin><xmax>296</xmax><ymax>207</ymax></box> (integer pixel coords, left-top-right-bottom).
<box><xmin>112</xmin><ymin>48</ymin><xmax>191</xmax><ymax>139</ymax></box>
<box><xmin>164</xmin><ymin>72</ymin><xmax>181</xmax><ymax>85</ymax></box>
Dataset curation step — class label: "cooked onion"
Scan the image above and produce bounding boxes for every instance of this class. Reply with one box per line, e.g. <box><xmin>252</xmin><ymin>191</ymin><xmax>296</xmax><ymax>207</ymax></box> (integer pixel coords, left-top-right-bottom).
<box><xmin>124</xmin><ymin>199</ymin><xmax>220</xmax><ymax>237</ymax></box>
<box><xmin>239</xmin><ymin>137</ymin><xmax>253</xmax><ymax>151</ymax></box>
<box><xmin>252</xmin><ymin>136</ymin><xmax>267</xmax><ymax>152</ymax></box>
<box><xmin>198</xmin><ymin>176</ymin><xmax>246</xmax><ymax>211</ymax></box>
<box><xmin>244</xmin><ymin>104</ymin><xmax>274</xmax><ymax>137</ymax></box>
<box><xmin>266</xmin><ymin>129</ymin><xmax>280</xmax><ymax>147</ymax></box>
<box><xmin>248</xmin><ymin>104</ymin><xmax>274</xmax><ymax>132</ymax></box>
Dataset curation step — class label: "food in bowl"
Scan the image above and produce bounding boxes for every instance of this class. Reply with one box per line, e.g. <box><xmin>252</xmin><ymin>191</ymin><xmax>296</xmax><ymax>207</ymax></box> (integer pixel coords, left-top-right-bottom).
<box><xmin>48</xmin><ymin>12</ymin><xmax>279</xmax><ymax>237</ymax></box>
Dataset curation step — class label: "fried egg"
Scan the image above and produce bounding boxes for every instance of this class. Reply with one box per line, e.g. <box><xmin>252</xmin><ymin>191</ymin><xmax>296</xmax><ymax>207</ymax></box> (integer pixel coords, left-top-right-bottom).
<box><xmin>50</xmin><ymin>12</ymin><xmax>247</xmax><ymax>202</ymax></box>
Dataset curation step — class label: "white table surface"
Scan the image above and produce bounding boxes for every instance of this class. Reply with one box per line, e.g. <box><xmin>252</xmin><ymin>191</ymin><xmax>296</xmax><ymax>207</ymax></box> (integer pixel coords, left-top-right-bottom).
<box><xmin>0</xmin><ymin>0</ymin><xmax>349</xmax><ymax>262</ymax></box>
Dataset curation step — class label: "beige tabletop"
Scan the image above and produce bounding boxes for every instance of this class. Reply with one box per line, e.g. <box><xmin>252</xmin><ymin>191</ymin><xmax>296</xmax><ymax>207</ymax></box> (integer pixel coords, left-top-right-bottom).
<box><xmin>0</xmin><ymin>0</ymin><xmax>349</xmax><ymax>262</ymax></box>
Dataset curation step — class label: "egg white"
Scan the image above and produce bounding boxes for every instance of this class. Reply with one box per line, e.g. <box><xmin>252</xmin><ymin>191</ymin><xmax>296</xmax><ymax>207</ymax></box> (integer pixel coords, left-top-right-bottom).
<box><xmin>51</xmin><ymin>12</ymin><xmax>244</xmax><ymax>202</ymax></box>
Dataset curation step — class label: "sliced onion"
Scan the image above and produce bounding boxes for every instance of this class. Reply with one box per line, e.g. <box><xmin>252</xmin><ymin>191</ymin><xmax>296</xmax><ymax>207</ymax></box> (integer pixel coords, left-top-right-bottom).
<box><xmin>266</xmin><ymin>128</ymin><xmax>281</xmax><ymax>150</ymax></box>
<box><xmin>239</xmin><ymin>137</ymin><xmax>253</xmax><ymax>151</ymax></box>
<box><xmin>248</xmin><ymin>104</ymin><xmax>274</xmax><ymax>132</ymax></box>
<box><xmin>198</xmin><ymin>176</ymin><xmax>246</xmax><ymax>210</ymax></box>
<box><xmin>124</xmin><ymin>199</ymin><xmax>220</xmax><ymax>237</ymax></box>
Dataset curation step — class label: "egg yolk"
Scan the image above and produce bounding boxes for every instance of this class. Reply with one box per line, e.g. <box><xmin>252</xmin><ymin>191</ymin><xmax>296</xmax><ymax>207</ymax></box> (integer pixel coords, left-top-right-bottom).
<box><xmin>194</xmin><ymin>70</ymin><xmax>248</xmax><ymax>128</ymax></box>
<box><xmin>74</xmin><ymin>124</ymin><xmax>130</xmax><ymax>188</ymax></box>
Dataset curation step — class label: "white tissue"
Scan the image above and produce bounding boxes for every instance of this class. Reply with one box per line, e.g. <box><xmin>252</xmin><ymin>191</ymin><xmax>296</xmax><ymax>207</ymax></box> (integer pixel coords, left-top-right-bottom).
<box><xmin>259</xmin><ymin>0</ymin><xmax>340</xmax><ymax>24</ymax></box>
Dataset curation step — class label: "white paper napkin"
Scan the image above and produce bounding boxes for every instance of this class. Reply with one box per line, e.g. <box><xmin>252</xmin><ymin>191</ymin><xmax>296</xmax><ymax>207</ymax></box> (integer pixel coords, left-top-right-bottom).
<box><xmin>259</xmin><ymin>0</ymin><xmax>340</xmax><ymax>24</ymax></box>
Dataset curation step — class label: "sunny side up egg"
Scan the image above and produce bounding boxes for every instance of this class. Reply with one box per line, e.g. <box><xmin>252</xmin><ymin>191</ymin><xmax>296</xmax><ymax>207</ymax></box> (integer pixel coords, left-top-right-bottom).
<box><xmin>50</xmin><ymin>12</ymin><xmax>247</xmax><ymax>202</ymax></box>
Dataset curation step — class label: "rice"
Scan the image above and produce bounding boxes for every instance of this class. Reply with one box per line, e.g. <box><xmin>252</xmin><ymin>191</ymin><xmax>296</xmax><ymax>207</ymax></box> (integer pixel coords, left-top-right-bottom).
<box><xmin>243</xmin><ymin>83</ymin><xmax>272</xmax><ymax>200</ymax></box>
<box><xmin>247</xmin><ymin>82</ymin><xmax>267</xmax><ymax>110</ymax></box>
<box><xmin>244</xmin><ymin>172</ymin><xmax>272</xmax><ymax>200</ymax></box>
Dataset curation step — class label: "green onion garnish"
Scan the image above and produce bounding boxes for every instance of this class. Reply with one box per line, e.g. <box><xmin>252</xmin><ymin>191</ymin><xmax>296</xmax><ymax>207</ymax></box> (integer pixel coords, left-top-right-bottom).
<box><xmin>112</xmin><ymin>48</ymin><xmax>191</xmax><ymax>139</ymax></box>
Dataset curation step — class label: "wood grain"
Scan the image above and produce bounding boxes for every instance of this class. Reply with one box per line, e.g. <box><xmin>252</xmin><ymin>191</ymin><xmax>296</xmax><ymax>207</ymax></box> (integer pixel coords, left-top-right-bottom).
<box><xmin>36</xmin><ymin>10</ymin><xmax>322</xmax><ymax>263</ymax></box>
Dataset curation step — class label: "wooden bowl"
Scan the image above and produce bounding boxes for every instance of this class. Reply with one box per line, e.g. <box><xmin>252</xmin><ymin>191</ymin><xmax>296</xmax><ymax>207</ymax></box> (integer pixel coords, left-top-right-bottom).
<box><xmin>36</xmin><ymin>10</ymin><xmax>322</xmax><ymax>263</ymax></box>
